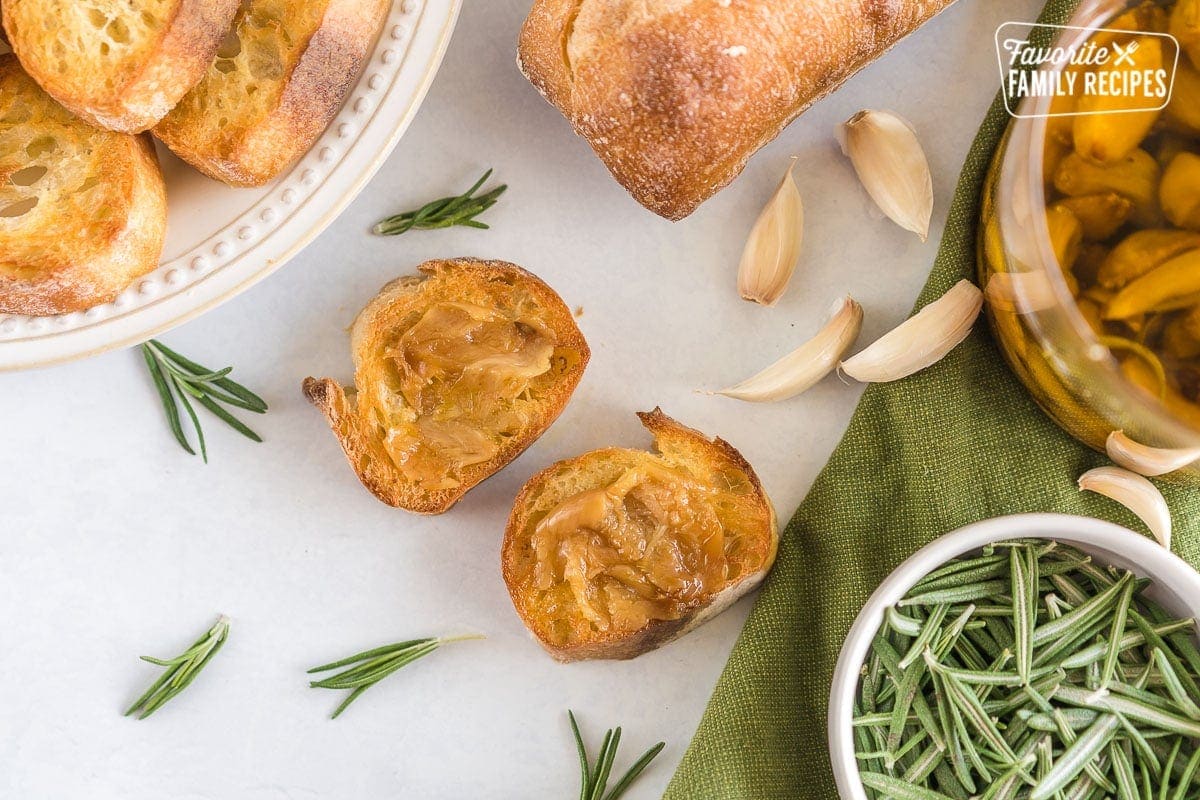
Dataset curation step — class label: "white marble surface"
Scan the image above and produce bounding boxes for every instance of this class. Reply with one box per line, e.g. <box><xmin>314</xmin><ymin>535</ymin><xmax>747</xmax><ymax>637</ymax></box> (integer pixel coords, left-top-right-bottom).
<box><xmin>0</xmin><ymin>1</ymin><xmax>1044</xmax><ymax>797</ymax></box>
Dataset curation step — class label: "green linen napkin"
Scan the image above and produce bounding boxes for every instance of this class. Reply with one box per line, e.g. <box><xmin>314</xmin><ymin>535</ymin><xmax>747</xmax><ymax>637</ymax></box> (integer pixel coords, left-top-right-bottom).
<box><xmin>663</xmin><ymin>1</ymin><xmax>1200</xmax><ymax>797</ymax></box>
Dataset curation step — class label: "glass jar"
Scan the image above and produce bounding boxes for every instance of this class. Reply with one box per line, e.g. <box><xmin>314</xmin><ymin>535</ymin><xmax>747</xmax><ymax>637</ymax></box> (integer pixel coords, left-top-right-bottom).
<box><xmin>979</xmin><ymin>0</ymin><xmax>1200</xmax><ymax>477</ymax></box>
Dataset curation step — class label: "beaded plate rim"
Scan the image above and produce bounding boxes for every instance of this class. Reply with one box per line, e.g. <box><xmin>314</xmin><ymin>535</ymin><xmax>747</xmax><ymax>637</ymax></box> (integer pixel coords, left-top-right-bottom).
<box><xmin>0</xmin><ymin>0</ymin><xmax>462</xmax><ymax>371</ymax></box>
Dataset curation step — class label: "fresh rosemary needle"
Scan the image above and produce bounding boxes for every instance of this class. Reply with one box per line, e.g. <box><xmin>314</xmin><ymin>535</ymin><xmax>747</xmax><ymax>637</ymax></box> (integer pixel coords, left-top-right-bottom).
<box><xmin>140</xmin><ymin>338</ymin><xmax>268</xmax><ymax>462</ymax></box>
<box><xmin>124</xmin><ymin>615</ymin><xmax>230</xmax><ymax>720</ymax></box>
<box><xmin>307</xmin><ymin>634</ymin><xmax>484</xmax><ymax>719</ymax></box>
<box><xmin>373</xmin><ymin>169</ymin><xmax>507</xmax><ymax>236</ymax></box>
<box><xmin>568</xmin><ymin>710</ymin><xmax>666</xmax><ymax>800</ymax></box>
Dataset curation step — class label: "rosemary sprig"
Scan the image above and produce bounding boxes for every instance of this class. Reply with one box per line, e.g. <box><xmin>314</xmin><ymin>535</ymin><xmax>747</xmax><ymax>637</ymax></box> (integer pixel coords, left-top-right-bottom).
<box><xmin>124</xmin><ymin>615</ymin><xmax>230</xmax><ymax>720</ymax></box>
<box><xmin>373</xmin><ymin>169</ymin><xmax>506</xmax><ymax>235</ymax></box>
<box><xmin>568</xmin><ymin>710</ymin><xmax>666</xmax><ymax>800</ymax></box>
<box><xmin>307</xmin><ymin>634</ymin><xmax>483</xmax><ymax>719</ymax></box>
<box><xmin>141</xmin><ymin>339</ymin><xmax>267</xmax><ymax>462</ymax></box>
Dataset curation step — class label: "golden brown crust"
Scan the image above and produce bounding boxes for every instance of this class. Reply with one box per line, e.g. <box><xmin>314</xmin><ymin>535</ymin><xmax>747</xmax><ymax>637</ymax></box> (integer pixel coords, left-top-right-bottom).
<box><xmin>518</xmin><ymin>0</ymin><xmax>956</xmax><ymax>220</ymax></box>
<box><xmin>303</xmin><ymin>257</ymin><xmax>591</xmax><ymax>514</ymax></box>
<box><xmin>501</xmin><ymin>408</ymin><xmax>779</xmax><ymax>662</ymax></box>
<box><xmin>0</xmin><ymin>55</ymin><xmax>167</xmax><ymax>316</ymax></box>
<box><xmin>2</xmin><ymin>0</ymin><xmax>241</xmax><ymax>133</ymax></box>
<box><xmin>154</xmin><ymin>0</ymin><xmax>389</xmax><ymax>186</ymax></box>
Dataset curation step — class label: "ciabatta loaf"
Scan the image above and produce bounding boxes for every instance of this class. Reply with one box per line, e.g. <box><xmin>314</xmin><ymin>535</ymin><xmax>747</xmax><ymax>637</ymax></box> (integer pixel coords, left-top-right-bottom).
<box><xmin>2</xmin><ymin>0</ymin><xmax>241</xmax><ymax>132</ymax></box>
<box><xmin>155</xmin><ymin>0</ymin><xmax>389</xmax><ymax>186</ymax></box>
<box><xmin>502</xmin><ymin>409</ymin><xmax>778</xmax><ymax>661</ymax></box>
<box><xmin>518</xmin><ymin>0</ymin><xmax>955</xmax><ymax>220</ymax></box>
<box><xmin>0</xmin><ymin>55</ymin><xmax>167</xmax><ymax>316</ymax></box>
<box><xmin>303</xmin><ymin>258</ymin><xmax>590</xmax><ymax>514</ymax></box>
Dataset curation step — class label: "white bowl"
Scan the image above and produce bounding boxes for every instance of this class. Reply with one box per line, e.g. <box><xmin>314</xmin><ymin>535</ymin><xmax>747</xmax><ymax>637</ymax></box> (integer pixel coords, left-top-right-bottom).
<box><xmin>827</xmin><ymin>512</ymin><xmax>1200</xmax><ymax>800</ymax></box>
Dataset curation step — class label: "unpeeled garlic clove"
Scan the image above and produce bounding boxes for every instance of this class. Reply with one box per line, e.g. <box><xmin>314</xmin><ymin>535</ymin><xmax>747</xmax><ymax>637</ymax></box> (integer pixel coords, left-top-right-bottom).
<box><xmin>840</xmin><ymin>110</ymin><xmax>934</xmax><ymax>241</ymax></box>
<box><xmin>840</xmin><ymin>280</ymin><xmax>983</xmax><ymax>382</ymax></box>
<box><xmin>711</xmin><ymin>296</ymin><xmax>862</xmax><ymax>402</ymax></box>
<box><xmin>738</xmin><ymin>158</ymin><xmax>804</xmax><ymax>306</ymax></box>
<box><xmin>1078</xmin><ymin>466</ymin><xmax>1172</xmax><ymax>549</ymax></box>
<box><xmin>1105</xmin><ymin>430</ymin><xmax>1200</xmax><ymax>477</ymax></box>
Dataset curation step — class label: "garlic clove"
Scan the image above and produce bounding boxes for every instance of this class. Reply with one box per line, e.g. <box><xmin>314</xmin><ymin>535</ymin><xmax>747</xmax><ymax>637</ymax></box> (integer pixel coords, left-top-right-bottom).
<box><xmin>840</xmin><ymin>110</ymin><xmax>934</xmax><ymax>241</ymax></box>
<box><xmin>840</xmin><ymin>279</ymin><xmax>983</xmax><ymax>383</ymax></box>
<box><xmin>738</xmin><ymin>158</ymin><xmax>804</xmax><ymax>306</ymax></box>
<box><xmin>711</xmin><ymin>296</ymin><xmax>863</xmax><ymax>402</ymax></box>
<box><xmin>984</xmin><ymin>271</ymin><xmax>1059</xmax><ymax>315</ymax></box>
<box><xmin>1105</xmin><ymin>430</ymin><xmax>1200</xmax><ymax>477</ymax></box>
<box><xmin>1078</xmin><ymin>466</ymin><xmax>1172</xmax><ymax>549</ymax></box>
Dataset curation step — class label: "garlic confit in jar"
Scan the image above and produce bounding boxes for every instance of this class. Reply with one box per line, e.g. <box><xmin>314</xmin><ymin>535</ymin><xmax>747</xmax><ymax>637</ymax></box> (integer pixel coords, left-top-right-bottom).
<box><xmin>981</xmin><ymin>0</ymin><xmax>1200</xmax><ymax>477</ymax></box>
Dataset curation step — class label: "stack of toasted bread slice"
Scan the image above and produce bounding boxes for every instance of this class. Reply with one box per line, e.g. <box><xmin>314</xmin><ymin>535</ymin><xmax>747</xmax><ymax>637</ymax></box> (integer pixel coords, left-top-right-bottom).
<box><xmin>0</xmin><ymin>54</ymin><xmax>166</xmax><ymax>315</ymax></box>
<box><xmin>0</xmin><ymin>0</ymin><xmax>390</xmax><ymax>316</ymax></box>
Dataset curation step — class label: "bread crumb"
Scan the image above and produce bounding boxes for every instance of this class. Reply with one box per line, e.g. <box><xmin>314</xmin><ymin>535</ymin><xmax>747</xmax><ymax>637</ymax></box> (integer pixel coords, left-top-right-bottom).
<box><xmin>574</xmin><ymin>305</ymin><xmax>584</xmax><ymax>317</ymax></box>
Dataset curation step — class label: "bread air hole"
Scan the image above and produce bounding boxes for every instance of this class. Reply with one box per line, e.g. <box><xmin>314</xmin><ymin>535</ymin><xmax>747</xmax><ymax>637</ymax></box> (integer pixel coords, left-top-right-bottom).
<box><xmin>106</xmin><ymin>18</ymin><xmax>130</xmax><ymax>45</ymax></box>
<box><xmin>217</xmin><ymin>29</ymin><xmax>243</xmax><ymax>60</ymax></box>
<box><xmin>8</xmin><ymin>166</ymin><xmax>47</xmax><ymax>187</ymax></box>
<box><xmin>25</xmin><ymin>136</ymin><xmax>58</xmax><ymax>159</ymax></box>
<box><xmin>248</xmin><ymin>42</ymin><xmax>282</xmax><ymax>80</ymax></box>
<box><xmin>0</xmin><ymin>197</ymin><xmax>38</xmax><ymax>218</ymax></box>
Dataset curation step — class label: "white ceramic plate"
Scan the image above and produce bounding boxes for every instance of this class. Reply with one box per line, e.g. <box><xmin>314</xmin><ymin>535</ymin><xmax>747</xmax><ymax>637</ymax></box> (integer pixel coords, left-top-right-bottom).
<box><xmin>0</xmin><ymin>0</ymin><xmax>461</xmax><ymax>372</ymax></box>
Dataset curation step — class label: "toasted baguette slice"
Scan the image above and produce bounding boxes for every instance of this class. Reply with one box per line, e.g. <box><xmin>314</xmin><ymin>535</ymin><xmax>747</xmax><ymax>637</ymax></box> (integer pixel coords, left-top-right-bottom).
<box><xmin>303</xmin><ymin>258</ymin><xmax>590</xmax><ymax>514</ymax></box>
<box><xmin>502</xmin><ymin>409</ymin><xmax>778</xmax><ymax>662</ymax></box>
<box><xmin>154</xmin><ymin>0</ymin><xmax>389</xmax><ymax>186</ymax></box>
<box><xmin>2</xmin><ymin>0</ymin><xmax>241</xmax><ymax>133</ymax></box>
<box><xmin>0</xmin><ymin>55</ymin><xmax>166</xmax><ymax>316</ymax></box>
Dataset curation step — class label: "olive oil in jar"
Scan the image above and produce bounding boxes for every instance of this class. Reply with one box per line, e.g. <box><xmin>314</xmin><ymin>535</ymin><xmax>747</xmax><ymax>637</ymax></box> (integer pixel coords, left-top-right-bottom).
<box><xmin>980</xmin><ymin>0</ymin><xmax>1200</xmax><ymax>457</ymax></box>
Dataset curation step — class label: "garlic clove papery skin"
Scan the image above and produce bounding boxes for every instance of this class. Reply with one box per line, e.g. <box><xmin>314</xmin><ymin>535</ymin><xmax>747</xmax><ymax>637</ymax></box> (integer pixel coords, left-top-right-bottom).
<box><xmin>1105</xmin><ymin>430</ymin><xmax>1200</xmax><ymax>477</ymax></box>
<box><xmin>738</xmin><ymin>158</ymin><xmax>804</xmax><ymax>306</ymax></box>
<box><xmin>839</xmin><ymin>280</ymin><xmax>983</xmax><ymax>383</ymax></box>
<box><xmin>712</xmin><ymin>296</ymin><xmax>863</xmax><ymax>402</ymax></box>
<box><xmin>841</xmin><ymin>109</ymin><xmax>934</xmax><ymax>241</ymax></box>
<box><xmin>1078</xmin><ymin>466</ymin><xmax>1172</xmax><ymax>549</ymax></box>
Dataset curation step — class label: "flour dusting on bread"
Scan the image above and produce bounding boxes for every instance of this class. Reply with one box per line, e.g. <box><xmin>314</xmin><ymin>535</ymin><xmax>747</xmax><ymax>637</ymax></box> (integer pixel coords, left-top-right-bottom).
<box><xmin>519</xmin><ymin>0</ymin><xmax>956</xmax><ymax>219</ymax></box>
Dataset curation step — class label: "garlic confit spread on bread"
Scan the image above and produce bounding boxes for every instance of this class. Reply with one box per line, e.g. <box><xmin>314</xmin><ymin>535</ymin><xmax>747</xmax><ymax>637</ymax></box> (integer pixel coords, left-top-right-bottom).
<box><xmin>303</xmin><ymin>258</ymin><xmax>590</xmax><ymax>514</ymax></box>
<box><xmin>503</xmin><ymin>409</ymin><xmax>778</xmax><ymax>661</ymax></box>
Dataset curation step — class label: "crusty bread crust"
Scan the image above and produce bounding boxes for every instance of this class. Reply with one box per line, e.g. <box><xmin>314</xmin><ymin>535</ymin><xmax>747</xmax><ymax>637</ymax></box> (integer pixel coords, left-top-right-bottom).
<box><xmin>518</xmin><ymin>0</ymin><xmax>955</xmax><ymax>220</ymax></box>
<box><xmin>0</xmin><ymin>55</ymin><xmax>167</xmax><ymax>316</ymax></box>
<box><xmin>2</xmin><ymin>0</ymin><xmax>241</xmax><ymax>133</ymax></box>
<box><xmin>303</xmin><ymin>258</ymin><xmax>590</xmax><ymax>515</ymax></box>
<box><xmin>502</xmin><ymin>409</ymin><xmax>779</xmax><ymax>662</ymax></box>
<box><xmin>155</xmin><ymin>0</ymin><xmax>389</xmax><ymax>186</ymax></box>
